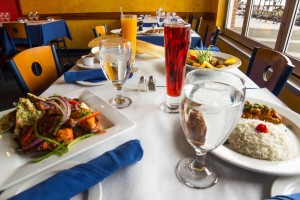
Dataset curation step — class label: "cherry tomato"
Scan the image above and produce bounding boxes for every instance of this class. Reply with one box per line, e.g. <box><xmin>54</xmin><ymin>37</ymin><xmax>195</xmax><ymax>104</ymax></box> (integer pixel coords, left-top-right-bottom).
<box><xmin>255</xmin><ymin>124</ymin><xmax>268</xmax><ymax>133</ymax></box>
<box><xmin>68</xmin><ymin>99</ymin><xmax>79</xmax><ymax>106</ymax></box>
<box><xmin>190</xmin><ymin>55</ymin><xmax>197</xmax><ymax>61</ymax></box>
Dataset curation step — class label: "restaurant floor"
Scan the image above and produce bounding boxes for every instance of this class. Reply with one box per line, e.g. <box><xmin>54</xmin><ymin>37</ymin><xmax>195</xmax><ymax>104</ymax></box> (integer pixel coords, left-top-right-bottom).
<box><xmin>0</xmin><ymin>53</ymin><xmax>82</xmax><ymax>112</ymax></box>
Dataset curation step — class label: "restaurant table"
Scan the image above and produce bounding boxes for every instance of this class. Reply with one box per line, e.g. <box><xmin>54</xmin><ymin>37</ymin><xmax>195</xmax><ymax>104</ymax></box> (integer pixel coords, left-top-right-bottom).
<box><xmin>110</xmin><ymin>28</ymin><xmax>202</xmax><ymax>48</ymax></box>
<box><xmin>20</xmin><ymin>54</ymin><xmax>293</xmax><ymax>200</ymax></box>
<box><xmin>138</xmin><ymin>15</ymin><xmax>185</xmax><ymax>27</ymax></box>
<box><xmin>0</xmin><ymin>20</ymin><xmax>72</xmax><ymax>56</ymax></box>
<box><xmin>138</xmin><ymin>29</ymin><xmax>202</xmax><ymax>48</ymax></box>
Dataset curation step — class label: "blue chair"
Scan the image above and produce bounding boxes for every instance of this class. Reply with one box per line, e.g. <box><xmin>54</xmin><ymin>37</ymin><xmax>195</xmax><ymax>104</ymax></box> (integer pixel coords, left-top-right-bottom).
<box><xmin>47</xmin><ymin>16</ymin><xmax>72</xmax><ymax>68</ymax></box>
<box><xmin>246</xmin><ymin>47</ymin><xmax>294</xmax><ymax>96</ymax></box>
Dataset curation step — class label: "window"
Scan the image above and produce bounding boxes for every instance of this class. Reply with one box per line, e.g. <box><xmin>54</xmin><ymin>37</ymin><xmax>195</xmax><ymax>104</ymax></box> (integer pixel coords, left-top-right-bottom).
<box><xmin>224</xmin><ymin>0</ymin><xmax>300</xmax><ymax>76</ymax></box>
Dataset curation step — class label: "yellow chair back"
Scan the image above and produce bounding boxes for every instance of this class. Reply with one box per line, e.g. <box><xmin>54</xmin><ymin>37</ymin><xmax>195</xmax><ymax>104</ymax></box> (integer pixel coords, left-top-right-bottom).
<box><xmin>93</xmin><ymin>25</ymin><xmax>108</xmax><ymax>37</ymax></box>
<box><xmin>8</xmin><ymin>45</ymin><xmax>62</xmax><ymax>95</ymax></box>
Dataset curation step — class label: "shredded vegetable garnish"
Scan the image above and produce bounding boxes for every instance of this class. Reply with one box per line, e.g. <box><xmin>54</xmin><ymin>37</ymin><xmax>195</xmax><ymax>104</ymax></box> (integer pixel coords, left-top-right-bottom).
<box><xmin>32</xmin><ymin>141</ymin><xmax>68</xmax><ymax>163</ymax></box>
<box><xmin>186</xmin><ymin>46</ymin><xmax>238</xmax><ymax>69</ymax></box>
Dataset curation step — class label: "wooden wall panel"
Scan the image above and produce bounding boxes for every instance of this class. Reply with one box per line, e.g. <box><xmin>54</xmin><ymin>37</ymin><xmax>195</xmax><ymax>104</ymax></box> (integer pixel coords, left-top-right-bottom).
<box><xmin>19</xmin><ymin>0</ymin><xmax>213</xmax><ymax>14</ymax></box>
<box><xmin>19</xmin><ymin>0</ymin><xmax>219</xmax><ymax>49</ymax></box>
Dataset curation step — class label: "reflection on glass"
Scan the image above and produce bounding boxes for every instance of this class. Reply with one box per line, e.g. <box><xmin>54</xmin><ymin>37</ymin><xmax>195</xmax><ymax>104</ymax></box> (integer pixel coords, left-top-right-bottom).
<box><xmin>225</xmin><ymin>0</ymin><xmax>245</xmax><ymax>34</ymax></box>
<box><xmin>247</xmin><ymin>0</ymin><xmax>286</xmax><ymax>48</ymax></box>
<box><xmin>286</xmin><ymin>3</ymin><xmax>300</xmax><ymax>60</ymax></box>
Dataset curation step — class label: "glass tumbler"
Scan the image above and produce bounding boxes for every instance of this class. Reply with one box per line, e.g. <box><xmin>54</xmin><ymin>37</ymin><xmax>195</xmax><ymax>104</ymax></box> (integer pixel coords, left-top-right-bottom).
<box><xmin>160</xmin><ymin>22</ymin><xmax>191</xmax><ymax>113</ymax></box>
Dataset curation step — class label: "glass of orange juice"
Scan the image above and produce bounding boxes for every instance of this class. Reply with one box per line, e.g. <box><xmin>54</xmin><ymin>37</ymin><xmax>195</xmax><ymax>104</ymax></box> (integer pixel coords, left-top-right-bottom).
<box><xmin>121</xmin><ymin>15</ymin><xmax>137</xmax><ymax>59</ymax></box>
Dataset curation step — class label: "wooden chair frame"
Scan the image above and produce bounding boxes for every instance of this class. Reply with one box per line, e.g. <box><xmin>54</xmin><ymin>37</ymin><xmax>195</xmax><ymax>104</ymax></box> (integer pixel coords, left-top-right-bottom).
<box><xmin>203</xmin><ymin>24</ymin><xmax>220</xmax><ymax>47</ymax></box>
<box><xmin>188</xmin><ymin>14</ymin><xmax>194</xmax><ymax>26</ymax></box>
<box><xmin>246</xmin><ymin>47</ymin><xmax>295</xmax><ymax>96</ymax></box>
<box><xmin>194</xmin><ymin>17</ymin><xmax>202</xmax><ymax>33</ymax></box>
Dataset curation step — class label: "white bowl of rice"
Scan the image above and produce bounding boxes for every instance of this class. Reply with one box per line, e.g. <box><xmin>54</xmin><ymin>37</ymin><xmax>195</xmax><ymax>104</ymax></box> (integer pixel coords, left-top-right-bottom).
<box><xmin>225</xmin><ymin>118</ymin><xmax>298</xmax><ymax>161</ymax></box>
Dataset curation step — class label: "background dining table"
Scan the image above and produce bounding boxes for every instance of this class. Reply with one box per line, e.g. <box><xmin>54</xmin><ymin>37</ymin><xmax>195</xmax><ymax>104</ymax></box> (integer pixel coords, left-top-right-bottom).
<box><xmin>0</xmin><ymin>19</ymin><xmax>72</xmax><ymax>56</ymax></box>
<box><xmin>110</xmin><ymin>15</ymin><xmax>202</xmax><ymax>48</ymax></box>
<box><xmin>29</xmin><ymin>54</ymin><xmax>292</xmax><ymax>200</ymax></box>
<box><xmin>139</xmin><ymin>15</ymin><xmax>185</xmax><ymax>27</ymax></box>
<box><xmin>110</xmin><ymin>28</ymin><xmax>202</xmax><ymax>48</ymax></box>
<box><xmin>137</xmin><ymin>29</ymin><xmax>202</xmax><ymax>48</ymax></box>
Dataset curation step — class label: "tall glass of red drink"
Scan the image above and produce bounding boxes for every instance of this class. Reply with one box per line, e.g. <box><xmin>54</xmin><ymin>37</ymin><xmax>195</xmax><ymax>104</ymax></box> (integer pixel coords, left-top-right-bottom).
<box><xmin>160</xmin><ymin>22</ymin><xmax>190</xmax><ymax>113</ymax></box>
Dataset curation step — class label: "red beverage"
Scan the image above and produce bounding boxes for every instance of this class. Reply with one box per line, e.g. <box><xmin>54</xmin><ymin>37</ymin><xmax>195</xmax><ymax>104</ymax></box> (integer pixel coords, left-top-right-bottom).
<box><xmin>164</xmin><ymin>23</ymin><xmax>190</xmax><ymax>97</ymax></box>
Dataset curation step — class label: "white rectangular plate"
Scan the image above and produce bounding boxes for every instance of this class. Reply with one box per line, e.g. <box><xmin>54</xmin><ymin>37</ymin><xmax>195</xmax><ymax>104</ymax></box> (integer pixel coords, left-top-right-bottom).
<box><xmin>0</xmin><ymin>89</ymin><xmax>136</xmax><ymax>190</ymax></box>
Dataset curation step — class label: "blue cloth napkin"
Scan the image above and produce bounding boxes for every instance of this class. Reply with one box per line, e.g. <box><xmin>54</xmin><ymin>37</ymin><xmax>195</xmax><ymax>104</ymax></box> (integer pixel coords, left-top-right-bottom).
<box><xmin>9</xmin><ymin>139</ymin><xmax>143</xmax><ymax>200</ymax></box>
<box><xmin>64</xmin><ymin>69</ymin><xmax>107</xmax><ymax>83</ymax></box>
<box><xmin>267</xmin><ymin>193</ymin><xmax>300</xmax><ymax>200</ymax></box>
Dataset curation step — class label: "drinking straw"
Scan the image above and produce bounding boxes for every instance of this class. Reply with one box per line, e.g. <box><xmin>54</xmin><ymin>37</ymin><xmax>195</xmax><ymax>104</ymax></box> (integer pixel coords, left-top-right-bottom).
<box><xmin>120</xmin><ymin>6</ymin><xmax>123</xmax><ymax>17</ymax></box>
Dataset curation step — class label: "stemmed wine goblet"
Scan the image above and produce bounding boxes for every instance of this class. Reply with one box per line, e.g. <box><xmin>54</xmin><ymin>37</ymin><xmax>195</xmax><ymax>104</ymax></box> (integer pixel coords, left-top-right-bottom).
<box><xmin>99</xmin><ymin>38</ymin><xmax>134</xmax><ymax>109</ymax></box>
<box><xmin>33</xmin><ymin>11</ymin><xmax>39</xmax><ymax>21</ymax></box>
<box><xmin>3</xmin><ymin>12</ymin><xmax>10</xmax><ymax>22</ymax></box>
<box><xmin>28</xmin><ymin>12</ymin><xmax>34</xmax><ymax>22</ymax></box>
<box><xmin>156</xmin><ymin>12</ymin><xmax>165</xmax><ymax>28</ymax></box>
<box><xmin>177</xmin><ymin>70</ymin><xmax>246</xmax><ymax>189</ymax></box>
<box><xmin>0</xmin><ymin>13</ymin><xmax>4</xmax><ymax>22</ymax></box>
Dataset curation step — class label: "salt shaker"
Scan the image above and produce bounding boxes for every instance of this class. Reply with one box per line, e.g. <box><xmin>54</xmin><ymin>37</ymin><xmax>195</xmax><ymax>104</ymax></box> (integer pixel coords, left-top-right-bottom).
<box><xmin>138</xmin><ymin>76</ymin><xmax>148</xmax><ymax>92</ymax></box>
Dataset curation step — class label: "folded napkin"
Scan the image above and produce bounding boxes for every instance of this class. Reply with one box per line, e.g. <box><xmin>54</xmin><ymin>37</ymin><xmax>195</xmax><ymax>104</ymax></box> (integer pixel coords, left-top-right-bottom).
<box><xmin>267</xmin><ymin>193</ymin><xmax>300</xmax><ymax>200</ymax></box>
<box><xmin>9</xmin><ymin>139</ymin><xmax>143</xmax><ymax>200</ymax></box>
<box><xmin>64</xmin><ymin>69</ymin><xmax>107</xmax><ymax>83</ymax></box>
<box><xmin>136</xmin><ymin>40</ymin><xmax>165</xmax><ymax>58</ymax></box>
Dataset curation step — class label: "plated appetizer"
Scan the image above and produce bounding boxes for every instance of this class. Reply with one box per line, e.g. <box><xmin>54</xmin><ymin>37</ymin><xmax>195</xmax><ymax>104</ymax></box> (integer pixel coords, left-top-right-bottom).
<box><xmin>225</xmin><ymin>101</ymin><xmax>298</xmax><ymax>161</ymax></box>
<box><xmin>186</xmin><ymin>47</ymin><xmax>239</xmax><ymax>69</ymax></box>
<box><xmin>0</xmin><ymin>93</ymin><xmax>105</xmax><ymax>163</ymax></box>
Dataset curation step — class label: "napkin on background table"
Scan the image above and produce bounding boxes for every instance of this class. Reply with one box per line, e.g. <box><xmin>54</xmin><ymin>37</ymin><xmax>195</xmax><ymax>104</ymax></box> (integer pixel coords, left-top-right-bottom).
<box><xmin>267</xmin><ymin>193</ymin><xmax>300</xmax><ymax>200</ymax></box>
<box><xmin>9</xmin><ymin>139</ymin><xmax>144</xmax><ymax>200</ymax></box>
<box><xmin>64</xmin><ymin>69</ymin><xmax>107</xmax><ymax>83</ymax></box>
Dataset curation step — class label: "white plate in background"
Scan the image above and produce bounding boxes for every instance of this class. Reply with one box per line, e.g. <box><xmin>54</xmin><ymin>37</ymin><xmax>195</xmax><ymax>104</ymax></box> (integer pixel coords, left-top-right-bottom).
<box><xmin>76</xmin><ymin>59</ymin><xmax>101</xmax><ymax>70</ymax></box>
<box><xmin>271</xmin><ymin>176</ymin><xmax>300</xmax><ymax>196</ymax></box>
<box><xmin>110</xmin><ymin>27</ymin><xmax>163</xmax><ymax>35</ymax></box>
<box><xmin>76</xmin><ymin>80</ymin><xmax>109</xmax><ymax>86</ymax></box>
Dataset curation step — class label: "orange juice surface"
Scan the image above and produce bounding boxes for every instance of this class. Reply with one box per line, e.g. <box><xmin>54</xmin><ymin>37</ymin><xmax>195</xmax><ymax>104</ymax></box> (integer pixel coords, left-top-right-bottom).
<box><xmin>121</xmin><ymin>16</ymin><xmax>137</xmax><ymax>58</ymax></box>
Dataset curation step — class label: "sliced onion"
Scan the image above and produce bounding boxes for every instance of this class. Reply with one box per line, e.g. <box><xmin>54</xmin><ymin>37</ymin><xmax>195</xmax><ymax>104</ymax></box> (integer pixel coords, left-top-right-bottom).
<box><xmin>47</xmin><ymin>100</ymin><xmax>67</xmax><ymax>123</ymax></box>
<box><xmin>49</xmin><ymin>96</ymin><xmax>67</xmax><ymax>111</ymax></box>
<box><xmin>48</xmin><ymin>96</ymin><xmax>71</xmax><ymax>123</ymax></box>
<box><xmin>58</xmin><ymin>97</ymin><xmax>71</xmax><ymax>120</ymax></box>
<box><xmin>18</xmin><ymin>138</ymin><xmax>43</xmax><ymax>152</ymax></box>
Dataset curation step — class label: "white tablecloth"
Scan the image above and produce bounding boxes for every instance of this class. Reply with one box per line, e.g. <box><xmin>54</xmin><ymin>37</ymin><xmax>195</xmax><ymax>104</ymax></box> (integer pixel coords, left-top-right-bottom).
<box><xmin>40</xmin><ymin>55</ymin><xmax>289</xmax><ymax>200</ymax></box>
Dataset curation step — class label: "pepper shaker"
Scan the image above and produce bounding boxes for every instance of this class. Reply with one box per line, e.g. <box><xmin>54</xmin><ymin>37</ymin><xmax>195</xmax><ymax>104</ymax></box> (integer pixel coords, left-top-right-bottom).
<box><xmin>138</xmin><ymin>21</ymin><xmax>143</xmax><ymax>31</ymax></box>
<box><xmin>148</xmin><ymin>76</ymin><xmax>156</xmax><ymax>91</ymax></box>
